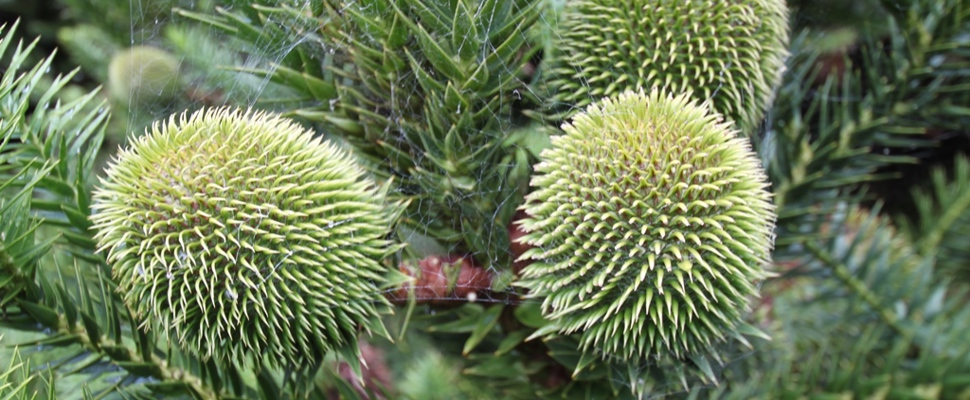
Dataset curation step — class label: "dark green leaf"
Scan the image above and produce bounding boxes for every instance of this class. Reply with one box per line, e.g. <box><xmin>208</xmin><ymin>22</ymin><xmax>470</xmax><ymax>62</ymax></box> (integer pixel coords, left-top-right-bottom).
<box><xmin>462</xmin><ymin>304</ymin><xmax>503</xmax><ymax>355</ymax></box>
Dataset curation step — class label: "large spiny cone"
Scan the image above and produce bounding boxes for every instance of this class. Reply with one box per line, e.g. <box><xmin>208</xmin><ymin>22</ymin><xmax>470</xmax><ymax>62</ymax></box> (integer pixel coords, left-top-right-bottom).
<box><xmin>517</xmin><ymin>90</ymin><xmax>775</xmax><ymax>360</ymax></box>
<box><xmin>91</xmin><ymin>107</ymin><xmax>397</xmax><ymax>367</ymax></box>
<box><xmin>546</xmin><ymin>0</ymin><xmax>789</xmax><ymax>135</ymax></box>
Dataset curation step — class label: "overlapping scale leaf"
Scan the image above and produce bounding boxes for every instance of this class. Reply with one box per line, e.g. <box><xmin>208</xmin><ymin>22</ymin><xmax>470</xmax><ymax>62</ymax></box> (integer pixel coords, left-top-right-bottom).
<box><xmin>0</xmin><ymin>193</ymin><xmax>44</xmax><ymax>312</ymax></box>
<box><xmin>517</xmin><ymin>90</ymin><xmax>775</xmax><ymax>361</ymax></box>
<box><xmin>90</xmin><ymin>107</ymin><xmax>397</xmax><ymax>368</ymax></box>
<box><xmin>545</xmin><ymin>0</ymin><xmax>789</xmax><ymax>135</ymax></box>
<box><xmin>319</xmin><ymin>0</ymin><xmax>541</xmax><ymax>263</ymax></box>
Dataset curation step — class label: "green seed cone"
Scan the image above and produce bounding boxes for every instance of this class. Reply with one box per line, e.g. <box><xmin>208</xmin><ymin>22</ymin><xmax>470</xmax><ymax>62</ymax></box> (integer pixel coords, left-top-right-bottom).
<box><xmin>91</xmin><ymin>107</ymin><xmax>397</xmax><ymax>367</ymax></box>
<box><xmin>546</xmin><ymin>0</ymin><xmax>789</xmax><ymax>134</ymax></box>
<box><xmin>108</xmin><ymin>45</ymin><xmax>180</xmax><ymax>106</ymax></box>
<box><xmin>517</xmin><ymin>90</ymin><xmax>775</xmax><ymax>360</ymax></box>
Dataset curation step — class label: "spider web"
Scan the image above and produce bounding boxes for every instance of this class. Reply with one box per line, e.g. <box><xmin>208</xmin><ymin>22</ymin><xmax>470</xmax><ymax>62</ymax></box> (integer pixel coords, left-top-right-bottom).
<box><xmin>90</xmin><ymin>0</ymin><xmax>779</xmax><ymax>396</ymax></box>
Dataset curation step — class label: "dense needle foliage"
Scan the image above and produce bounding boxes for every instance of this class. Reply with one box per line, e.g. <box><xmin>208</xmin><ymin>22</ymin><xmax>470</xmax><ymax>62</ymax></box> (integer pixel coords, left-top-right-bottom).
<box><xmin>2</xmin><ymin>0</ymin><xmax>970</xmax><ymax>399</ymax></box>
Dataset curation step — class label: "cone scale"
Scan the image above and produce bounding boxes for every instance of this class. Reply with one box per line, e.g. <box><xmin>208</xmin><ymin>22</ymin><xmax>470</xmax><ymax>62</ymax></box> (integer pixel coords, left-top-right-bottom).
<box><xmin>91</xmin><ymin>107</ymin><xmax>396</xmax><ymax>367</ymax></box>
<box><xmin>517</xmin><ymin>90</ymin><xmax>775</xmax><ymax>360</ymax></box>
<box><xmin>547</xmin><ymin>0</ymin><xmax>789</xmax><ymax>134</ymax></box>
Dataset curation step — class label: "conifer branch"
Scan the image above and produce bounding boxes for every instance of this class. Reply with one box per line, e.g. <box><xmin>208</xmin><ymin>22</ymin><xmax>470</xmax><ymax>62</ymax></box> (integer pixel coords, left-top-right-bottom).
<box><xmin>904</xmin><ymin>156</ymin><xmax>970</xmax><ymax>275</ymax></box>
<box><xmin>804</xmin><ymin>240</ymin><xmax>912</xmax><ymax>337</ymax></box>
<box><xmin>42</xmin><ymin>310</ymin><xmax>220</xmax><ymax>400</ymax></box>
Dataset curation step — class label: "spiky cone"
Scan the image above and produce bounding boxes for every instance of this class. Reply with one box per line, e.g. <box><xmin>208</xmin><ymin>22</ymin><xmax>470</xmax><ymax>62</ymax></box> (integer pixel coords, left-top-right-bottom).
<box><xmin>543</xmin><ymin>0</ymin><xmax>789</xmax><ymax>135</ymax></box>
<box><xmin>312</xmin><ymin>0</ymin><xmax>541</xmax><ymax>263</ymax></box>
<box><xmin>90</xmin><ymin>107</ymin><xmax>399</xmax><ymax>368</ymax></box>
<box><xmin>517</xmin><ymin>90</ymin><xmax>775</xmax><ymax>361</ymax></box>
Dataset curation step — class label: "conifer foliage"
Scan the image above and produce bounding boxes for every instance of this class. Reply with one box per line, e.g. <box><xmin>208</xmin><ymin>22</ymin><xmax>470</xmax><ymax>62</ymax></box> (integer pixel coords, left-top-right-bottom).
<box><xmin>2</xmin><ymin>0</ymin><xmax>970</xmax><ymax>399</ymax></box>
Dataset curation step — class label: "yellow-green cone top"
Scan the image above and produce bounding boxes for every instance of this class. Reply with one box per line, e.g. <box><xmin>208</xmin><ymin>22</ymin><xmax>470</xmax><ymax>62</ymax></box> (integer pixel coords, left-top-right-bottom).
<box><xmin>517</xmin><ymin>90</ymin><xmax>775</xmax><ymax>360</ymax></box>
<box><xmin>91</xmin><ymin>107</ymin><xmax>396</xmax><ymax>367</ymax></box>
<box><xmin>548</xmin><ymin>0</ymin><xmax>789</xmax><ymax>135</ymax></box>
